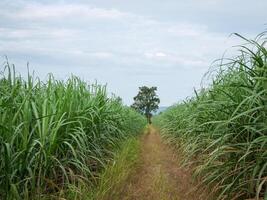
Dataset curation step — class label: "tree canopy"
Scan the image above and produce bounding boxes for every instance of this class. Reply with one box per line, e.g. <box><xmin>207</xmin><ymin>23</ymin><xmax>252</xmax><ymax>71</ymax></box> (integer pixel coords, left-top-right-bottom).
<box><xmin>131</xmin><ymin>86</ymin><xmax>160</xmax><ymax>124</ymax></box>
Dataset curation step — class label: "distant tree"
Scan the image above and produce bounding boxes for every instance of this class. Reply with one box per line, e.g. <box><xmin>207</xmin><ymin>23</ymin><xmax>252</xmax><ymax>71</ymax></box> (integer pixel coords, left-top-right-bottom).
<box><xmin>131</xmin><ymin>86</ymin><xmax>160</xmax><ymax>124</ymax></box>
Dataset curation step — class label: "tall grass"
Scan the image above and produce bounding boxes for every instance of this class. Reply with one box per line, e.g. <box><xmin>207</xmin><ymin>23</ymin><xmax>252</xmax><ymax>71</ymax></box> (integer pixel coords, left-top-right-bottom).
<box><xmin>155</xmin><ymin>33</ymin><xmax>267</xmax><ymax>199</ymax></box>
<box><xmin>89</xmin><ymin>137</ymin><xmax>141</xmax><ymax>200</ymax></box>
<box><xmin>0</xmin><ymin>62</ymin><xmax>145</xmax><ymax>199</ymax></box>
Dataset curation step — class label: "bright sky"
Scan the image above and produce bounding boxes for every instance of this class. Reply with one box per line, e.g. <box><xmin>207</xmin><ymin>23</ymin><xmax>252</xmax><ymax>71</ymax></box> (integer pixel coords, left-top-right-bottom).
<box><xmin>0</xmin><ymin>0</ymin><xmax>266</xmax><ymax>106</ymax></box>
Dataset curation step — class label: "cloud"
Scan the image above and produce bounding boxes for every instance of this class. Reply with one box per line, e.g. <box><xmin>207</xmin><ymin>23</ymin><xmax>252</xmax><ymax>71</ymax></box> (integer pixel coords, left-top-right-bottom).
<box><xmin>0</xmin><ymin>27</ymin><xmax>80</xmax><ymax>40</ymax></box>
<box><xmin>144</xmin><ymin>52</ymin><xmax>167</xmax><ymax>59</ymax></box>
<box><xmin>0</xmin><ymin>0</ymin><xmax>265</xmax><ymax>105</ymax></box>
<box><xmin>4</xmin><ymin>4</ymin><xmax>129</xmax><ymax>21</ymax></box>
<box><xmin>167</xmin><ymin>24</ymin><xmax>208</xmax><ymax>37</ymax></box>
<box><xmin>155</xmin><ymin>52</ymin><xmax>166</xmax><ymax>57</ymax></box>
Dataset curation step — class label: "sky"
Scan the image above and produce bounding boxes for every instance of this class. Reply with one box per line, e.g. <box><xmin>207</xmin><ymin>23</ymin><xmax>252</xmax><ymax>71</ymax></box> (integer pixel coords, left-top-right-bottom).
<box><xmin>0</xmin><ymin>0</ymin><xmax>266</xmax><ymax>106</ymax></box>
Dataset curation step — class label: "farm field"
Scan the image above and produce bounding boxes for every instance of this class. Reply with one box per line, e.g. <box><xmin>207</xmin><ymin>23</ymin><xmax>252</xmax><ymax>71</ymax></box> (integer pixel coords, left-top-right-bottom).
<box><xmin>0</xmin><ymin>64</ymin><xmax>145</xmax><ymax>199</ymax></box>
<box><xmin>1</xmin><ymin>33</ymin><xmax>267</xmax><ymax>200</ymax></box>
<box><xmin>154</xmin><ymin>34</ymin><xmax>267</xmax><ymax>199</ymax></box>
<box><xmin>0</xmin><ymin>1</ymin><xmax>267</xmax><ymax>197</ymax></box>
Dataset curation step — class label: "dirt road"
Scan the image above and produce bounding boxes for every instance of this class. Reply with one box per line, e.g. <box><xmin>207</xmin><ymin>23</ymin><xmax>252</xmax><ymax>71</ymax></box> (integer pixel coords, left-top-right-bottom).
<box><xmin>118</xmin><ymin>126</ymin><xmax>207</xmax><ymax>200</ymax></box>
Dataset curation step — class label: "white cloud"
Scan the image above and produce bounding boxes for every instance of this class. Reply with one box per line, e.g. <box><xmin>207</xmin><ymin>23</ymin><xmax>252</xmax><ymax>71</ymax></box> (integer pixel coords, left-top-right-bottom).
<box><xmin>144</xmin><ymin>52</ymin><xmax>167</xmax><ymax>59</ymax></box>
<box><xmin>0</xmin><ymin>0</ymin><xmax>264</xmax><ymax>105</ymax></box>
<box><xmin>4</xmin><ymin>4</ymin><xmax>129</xmax><ymax>21</ymax></box>
<box><xmin>155</xmin><ymin>52</ymin><xmax>167</xmax><ymax>57</ymax></box>
<box><xmin>0</xmin><ymin>27</ymin><xmax>80</xmax><ymax>39</ymax></box>
<box><xmin>89</xmin><ymin>52</ymin><xmax>114</xmax><ymax>59</ymax></box>
<box><xmin>167</xmin><ymin>24</ymin><xmax>207</xmax><ymax>37</ymax></box>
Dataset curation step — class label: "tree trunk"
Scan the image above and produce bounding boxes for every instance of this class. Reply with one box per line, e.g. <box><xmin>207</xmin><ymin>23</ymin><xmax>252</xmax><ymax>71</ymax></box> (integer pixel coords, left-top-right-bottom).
<box><xmin>148</xmin><ymin>115</ymin><xmax>152</xmax><ymax>124</ymax></box>
<box><xmin>146</xmin><ymin>114</ymin><xmax>152</xmax><ymax>124</ymax></box>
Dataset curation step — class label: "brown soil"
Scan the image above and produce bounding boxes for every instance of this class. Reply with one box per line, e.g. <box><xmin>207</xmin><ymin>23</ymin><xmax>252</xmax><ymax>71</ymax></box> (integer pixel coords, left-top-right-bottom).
<box><xmin>117</xmin><ymin>126</ymin><xmax>208</xmax><ymax>200</ymax></box>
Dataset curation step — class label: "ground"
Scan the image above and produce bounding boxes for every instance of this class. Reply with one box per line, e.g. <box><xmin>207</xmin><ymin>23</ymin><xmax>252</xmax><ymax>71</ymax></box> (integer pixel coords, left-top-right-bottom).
<box><xmin>117</xmin><ymin>126</ymin><xmax>207</xmax><ymax>200</ymax></box>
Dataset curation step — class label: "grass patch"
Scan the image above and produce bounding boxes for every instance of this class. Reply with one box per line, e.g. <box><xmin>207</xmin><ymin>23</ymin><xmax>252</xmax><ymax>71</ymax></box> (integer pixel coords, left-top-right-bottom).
<box><xmin>92</xmin><ymin>137</ymin><xmax>141</xmax><ymax>200</ymax></box>
<box><xmin>66</xmin><ymin>137</ymin><xmax>141</xmax><ymax>200</ymax></box>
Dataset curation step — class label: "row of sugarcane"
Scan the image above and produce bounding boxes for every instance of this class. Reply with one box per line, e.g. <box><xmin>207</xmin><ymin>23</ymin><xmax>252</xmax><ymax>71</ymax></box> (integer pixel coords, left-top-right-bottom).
<box><xmin>0</xmin><ymin>63</ymin><xmax>145</xmax><ymax>199</ymax></box>
<box><xmin>155</xmin><ymin>33</ymin><xmax>267</xmax><ymax>200</ymax></box>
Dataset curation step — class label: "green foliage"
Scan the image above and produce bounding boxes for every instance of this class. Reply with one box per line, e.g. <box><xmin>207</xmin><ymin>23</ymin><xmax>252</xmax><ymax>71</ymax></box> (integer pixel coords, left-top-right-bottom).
<box><xmin>0</xmin><ymin>62</ymin><xmax>146</xmax><ymax>199</ymax></box>
<box><xmin>131</xmin><ymin>86</ymin><xmax>160</xmax><ymax>124</ymax></box>
<box><xmin>155</xmin><ymin>33</ymin><xmax>267</xmax><ymax>200</ymax></box>
<box><xmin>89</xmin><ymin>137</ymin><xmax>140</xmax><ymax>200</ymax></box>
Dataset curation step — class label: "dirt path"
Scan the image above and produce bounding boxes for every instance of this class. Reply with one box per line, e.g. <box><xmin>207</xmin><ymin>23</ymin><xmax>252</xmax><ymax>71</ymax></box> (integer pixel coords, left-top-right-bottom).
<box><xmin>118</xmin><ymin>126</ymin><xmax>206</xmax><ymax>200</ymax></box>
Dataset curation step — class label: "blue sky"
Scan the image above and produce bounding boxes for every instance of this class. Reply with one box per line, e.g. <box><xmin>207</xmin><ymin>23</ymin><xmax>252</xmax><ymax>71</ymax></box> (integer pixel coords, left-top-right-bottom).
<box><xmin>0</xmin><ymin>0</ymin><xmax>266</xmax><ymax>106</ymax></box>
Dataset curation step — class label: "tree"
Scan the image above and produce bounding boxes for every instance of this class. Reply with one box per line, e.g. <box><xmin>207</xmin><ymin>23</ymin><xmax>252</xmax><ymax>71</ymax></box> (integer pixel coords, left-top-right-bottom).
<box><xmin>131</xmin><ymin>86</ymin><xmax>160</xmax><ymax>124</ymax></box>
